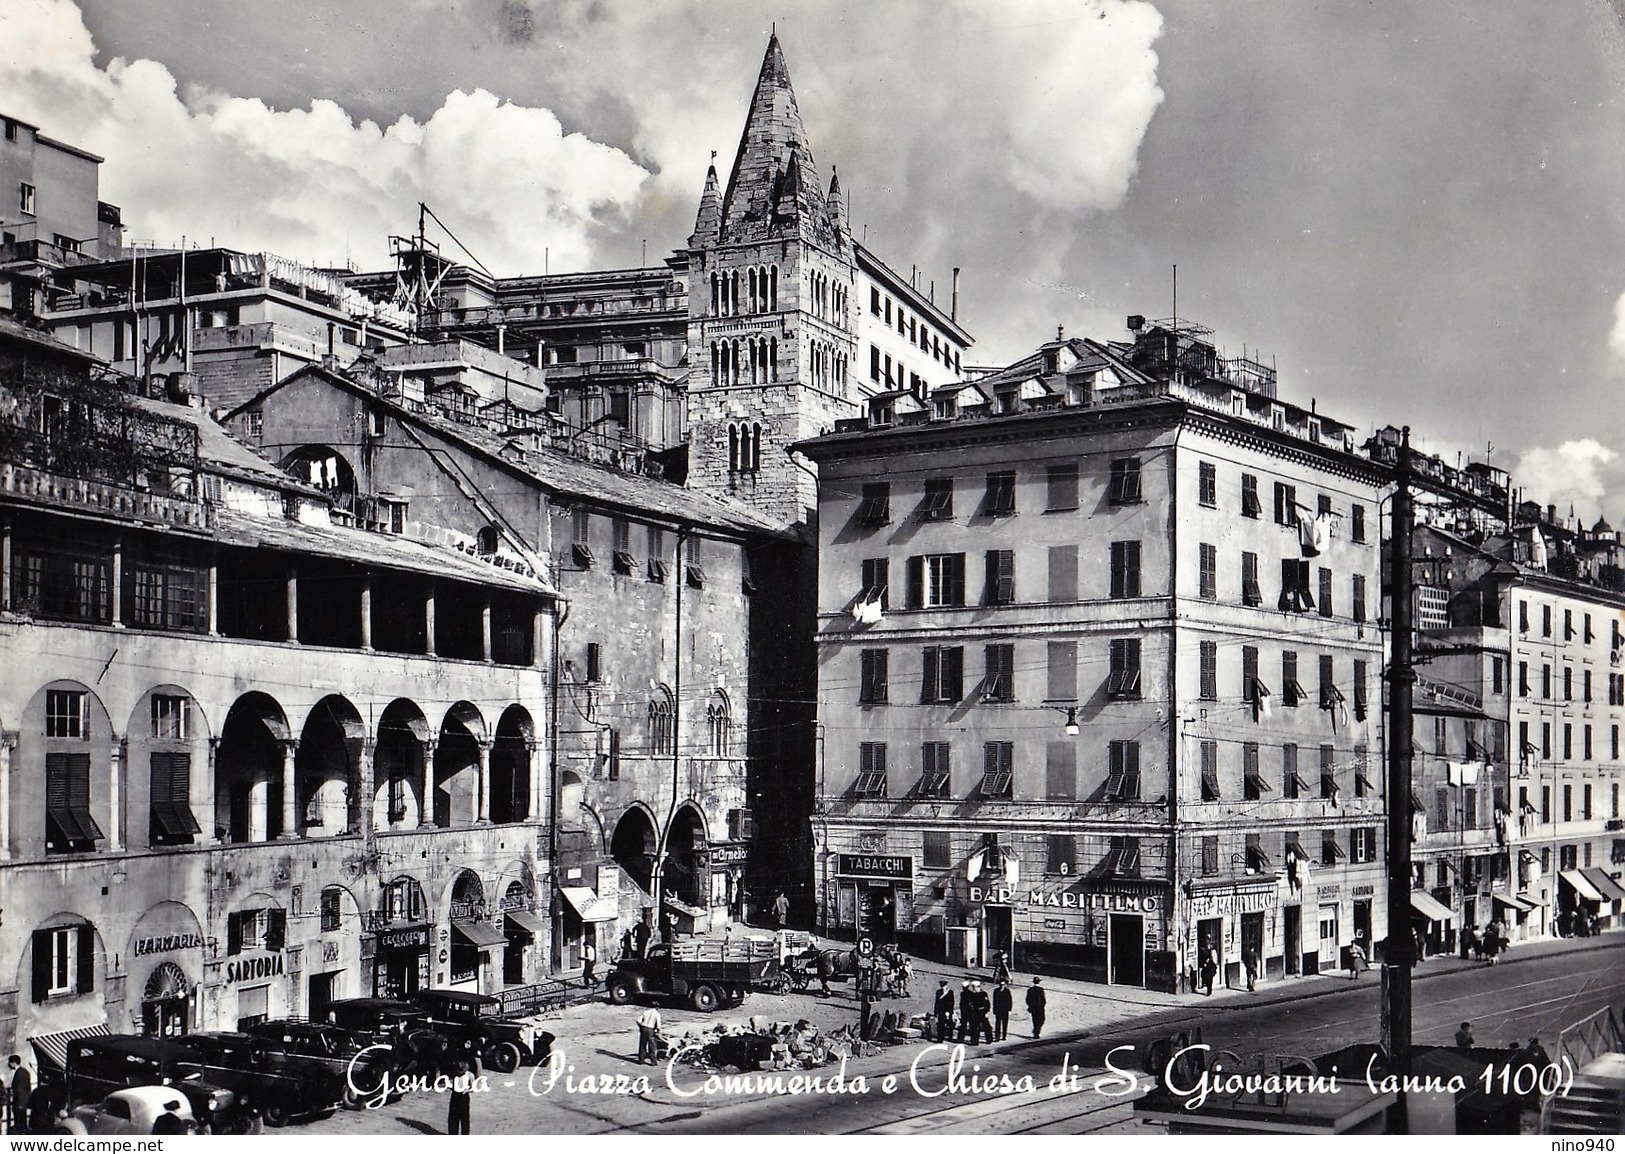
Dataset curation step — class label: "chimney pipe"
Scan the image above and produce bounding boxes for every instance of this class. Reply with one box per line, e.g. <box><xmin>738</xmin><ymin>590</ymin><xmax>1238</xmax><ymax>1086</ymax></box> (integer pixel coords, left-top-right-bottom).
<box><xmin>951</xmin><ymin>267</ymin><xmax>960</xmax><ymax>323</ymax></box>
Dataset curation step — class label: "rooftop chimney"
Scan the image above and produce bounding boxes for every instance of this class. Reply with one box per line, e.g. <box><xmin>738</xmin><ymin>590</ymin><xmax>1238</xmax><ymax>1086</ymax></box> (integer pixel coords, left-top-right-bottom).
<box><xmin>951</xmin><ymin>267</ymin><xmax>960</xmax><ymax>323</ymax></box>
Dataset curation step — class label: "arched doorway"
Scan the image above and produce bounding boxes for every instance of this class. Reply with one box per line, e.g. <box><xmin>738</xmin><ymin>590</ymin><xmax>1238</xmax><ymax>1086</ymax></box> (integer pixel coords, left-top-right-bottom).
<box><xmin>434</xmin><ymin>703</ymin><xmax>486</xmax><ymax>827</ymax></box>
<box><xmin>296</xmin><ymin>696</ymin><xmax>364</xmax><ymax>836</ymax></box>
<box><xmin>375</xmin><ymin>700</ymin><xmax>429</xmax><ymax>829</ymax></box>
<box><xmin>611</xmin><ymin>809</ymin><xmax>657</xmax><ymax>895</ymax></box>
<box><xmin>215</xmin><ymin>694</ymin><xmax>289</xmax><ymax>843</ymax></box>
<box><xmin>280</xmin><ymin>445</ymin><xmax>357</xmax><ymax>515</ymax></box>
<box><xmin>141</xmin><ymin>963</ymin><xmax>190</xmax><ymax>1038</ymax></box>
<box><xmin>664</xmin><ymin>805</ymin><xmax>709</xmax><ymax>911</ymax></box>
<box><xmin>447</xmin><ymin>870</ymin><xmax>498</xmax><ymax>991</ymax></box>
<box><xmin>490</xmin><ymin>706</ymin><xmax>533</xmax><ymax>824</ymax></box>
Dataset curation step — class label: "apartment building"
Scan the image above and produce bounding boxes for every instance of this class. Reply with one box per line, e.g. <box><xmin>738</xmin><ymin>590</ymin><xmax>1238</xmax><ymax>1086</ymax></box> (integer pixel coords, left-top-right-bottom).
<box><xmin>0</xmin><ymin>319</ymin><xmax>556</xmax><ymax>1049</ymax></box>
<box><xmin>798</xmin><ymin>324</ymin><xmax>1391</xmax><ymax>993</ymax></box>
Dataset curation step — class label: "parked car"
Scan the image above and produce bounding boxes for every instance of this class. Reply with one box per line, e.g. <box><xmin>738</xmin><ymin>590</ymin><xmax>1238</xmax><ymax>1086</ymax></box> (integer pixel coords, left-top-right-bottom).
<box><xmin>54</xmin><ymin>1086</ymin><xmax>197</xmax><ymax>1136</ymax></box>
<box><xmin>243</xmin><ymin>1019</ymin><xmax>393</xmax><ymax>1109</ymax></box>
<box><xmin>28</xmin><ymin>1036</ymin><xmax>258</xmax><ymax>1135</ymax></box>
<box><xmin>409</xmin><ymin>990</ymin><xmax>555</xmax><ymax>1073</ymax></box>
<box><xmin>324</xmin><ymin>997</ymin><xmax>454</xmax><ymax>1076</ymax></box>
<box><xmin>181</xmin><ymin>1031</ymin><xmax>345</xmax><ymax>1127</ymax></box>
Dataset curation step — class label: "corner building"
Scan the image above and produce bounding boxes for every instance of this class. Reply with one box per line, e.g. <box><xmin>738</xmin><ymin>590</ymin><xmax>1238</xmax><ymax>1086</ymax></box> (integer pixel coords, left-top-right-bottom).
<box><xmin>798</xmin><ymin>329</ymin><xmax>1389</xmax><ymax>993</ymax></box>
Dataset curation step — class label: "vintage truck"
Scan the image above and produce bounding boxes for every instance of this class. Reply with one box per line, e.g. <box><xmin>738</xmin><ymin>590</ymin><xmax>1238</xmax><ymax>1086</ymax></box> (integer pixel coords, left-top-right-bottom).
<box><xmin>605</xmin><ymin>941</ymin><xmax>776</xmax><ymax>1011</ymax></box>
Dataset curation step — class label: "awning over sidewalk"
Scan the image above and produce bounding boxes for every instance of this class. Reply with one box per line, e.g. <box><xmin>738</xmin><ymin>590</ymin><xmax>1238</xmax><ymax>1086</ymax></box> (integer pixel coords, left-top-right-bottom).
<box><xmin>504</xmin><ymin>908</ymin><xmax>549</xmax><ymax>937</ymax></box>
<box><xmin>1559</xmin><ymin>869</ymin><xmax>1606</xmax><ymax>903</ymax></box>
<box><xmin>559</xmin><ymin>886</ymin><xmax>617</xmax><ymax>922</ymax></box>
<box><xmin>1492</xmin><ymin>893</ymin><xmax>1535</xmax><ymax>913</ymax></box>
<box><xmin>1409</xmin><ymin>891</ymin><xmax>1456</xmax><ymax>923</ymax></box>
<box><xmin>451</xmin><ymin>918</ymin><xmax>508</xmax><ymax>948</ymax></box>
<box><xmin>618</xmin><ymin>867</ymin><xmax>656</xmax><ymax>910</ymax></box>
<box><xmin>29</xmin><ymin>1023</ymin><xmax>111</xmax><ymax>1074</ymax></box>
<box><xmin>1580</xmin><ymin>867</ymin><xmax>1625</xmax><ymax>903</ymax></box>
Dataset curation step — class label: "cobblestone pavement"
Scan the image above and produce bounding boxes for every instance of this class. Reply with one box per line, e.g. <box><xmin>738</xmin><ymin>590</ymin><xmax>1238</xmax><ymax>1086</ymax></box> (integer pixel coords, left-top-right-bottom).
<box><xmin>295</xmin><ymin>928</ymin><xmax>1622</xmax><ymax>1135</ymax></box>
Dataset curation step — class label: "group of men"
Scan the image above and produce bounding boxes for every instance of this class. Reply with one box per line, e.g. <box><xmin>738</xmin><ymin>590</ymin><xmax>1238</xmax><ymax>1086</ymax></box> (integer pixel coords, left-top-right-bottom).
<box><xmin>933</xmin><ymin>976</ymin><xmax>1046</xmax><ymax>1042</ymax></box>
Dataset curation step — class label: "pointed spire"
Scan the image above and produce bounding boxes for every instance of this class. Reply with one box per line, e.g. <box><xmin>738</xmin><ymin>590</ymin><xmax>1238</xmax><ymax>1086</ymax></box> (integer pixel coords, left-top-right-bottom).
<box><xmin>689</xmin><ymin>154</ymin><xmax>722</xmax><ymax>248</ymax></box>
<box><xmin>716</xmin><ymin>33</ymin><xmax>827</xmax><ymax>243</ymax></box>
<box><xmin>826</xmin><ymin>165</ymin><xmax>848</xmax><ymax>236</ymax></box>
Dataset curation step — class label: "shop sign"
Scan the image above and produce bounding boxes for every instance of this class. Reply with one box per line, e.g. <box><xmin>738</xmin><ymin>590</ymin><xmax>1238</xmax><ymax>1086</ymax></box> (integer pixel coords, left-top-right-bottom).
<box><xmin>133</xmin><ymin>933</ymin><xmax>203</xmax><ymax>957</ymax></box>
<box><xmin>377</xmin><ymin>925</ymin><xmax>430</xmax><ymax>951</ymax></box>
<box><xmin>1352</xmin><ymin>884</ymin><xmax>1375</xmax><ymax>898</ymax></box>
<box><xmin>449</xmin><ymin>897</ymin><xmax>487</xmax><ymax>921</ymax></box>
<box><xmin>836</xmin><ymin>854</ymin><xmax>913</xmax><ymax>880</ymax></box>
<box><xmin>1187</xmin><ymin>886</ymin><xmax>1278</xmax><ymax>918</ymax></box>
<box><xmin>711</xmin><ymin>843</ymin><xmax>749</xmax><ymax>867</ymax></box>
<box><xmin>225</xmin><ymin>953</ymin><xmax>285</xmax><ymax>984</ymax></box>
<box><xmin>966</xmin><ymin>887</ymin><xmax>1164</xmax><ymax>914</ymax></box>
<box><xmin>1043</xmin><ymin>919</ymin><xmax>1067</xmax><ymax>930</ymax></box>
<box><xmin>1316</xmin><ymin>885</ymin><xmax>1342</xmax><ymax>900</ymax></box>
<box><xmin>497</xmin><ymin>889</ymin><xmax>530</xmax><ymax>913</ymax></box>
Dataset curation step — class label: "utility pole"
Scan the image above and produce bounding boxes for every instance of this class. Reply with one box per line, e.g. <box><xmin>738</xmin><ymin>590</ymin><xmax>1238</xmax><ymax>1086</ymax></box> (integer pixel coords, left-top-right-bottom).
<box><xmin>1384</xmin><ymin>426</ymin><xmax>1416</xmax><ymax>1131</ymax></box>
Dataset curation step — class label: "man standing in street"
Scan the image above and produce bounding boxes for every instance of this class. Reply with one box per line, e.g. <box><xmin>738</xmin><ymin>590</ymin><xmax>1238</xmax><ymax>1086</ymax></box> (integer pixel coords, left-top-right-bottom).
<box><xmin>8</xmin><ymin>1056</ymin><xmax>30</xmax><ymax>1134</ymax></box>
<box><xmin>1242</xmin><ymin>947</ymin><xmax>1259</xmax><ymax>993</ymax></box>
<box><xmin>933</xmin><ymin>980</ymin><xmax>955</xmax><ymax>1041</ymax></box>
<box><xmin>636</xmin><ymin>1006</ymin><xmax>662</xmax><ymax>1065</ymax></box>
<box><xmin>445</xmin><ymin>1058</ymin><xmax>472</xmax><ymax>1135</ymax></box>
<box><xmin>633</xmin><ymin>919</ymin><xmax>651</xmax><ymax>959</ymax></box>
<box><xmin>1026</xmin><ymin>976</ymin><xmax>1047</xmax><ymax>1039</ymax></box>
<box><xmin>582</xmin><ymin>935</ymin><xmax>598</xmax><ymax>988</ymax></box>
<box><xmin>773</xmin><ymin>892</ymin><xmax>790</xmax><ymax>929</ymax></box>
<box><xmin>992</xmin><ymin>980</ymin><xmax>1013</xmax><ymax>1042</ymax></box>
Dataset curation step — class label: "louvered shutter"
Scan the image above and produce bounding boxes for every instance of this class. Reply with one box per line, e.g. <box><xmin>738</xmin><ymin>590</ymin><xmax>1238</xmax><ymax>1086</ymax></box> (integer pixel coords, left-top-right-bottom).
<box><xmin>907</xmin><ymin>556</ymin><xmax>924</xmax><ymax>608</ymax></box>
<box><xmin>31</xmin><ymin>929</ymin><xmax>51</xmax><ymax>1003</ymax></box>
<box><xmin>76</xmin><ymin>923</ymin><xmax>94</xmax><ymax>993</ymax></box>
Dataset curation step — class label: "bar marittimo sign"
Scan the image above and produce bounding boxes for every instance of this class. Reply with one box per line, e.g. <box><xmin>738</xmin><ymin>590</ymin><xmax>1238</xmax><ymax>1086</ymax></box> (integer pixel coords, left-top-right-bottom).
<box><xmin>970</xmin><ymin>887</ymin><xmax>1164</xmax><ymax>914</ymax></box>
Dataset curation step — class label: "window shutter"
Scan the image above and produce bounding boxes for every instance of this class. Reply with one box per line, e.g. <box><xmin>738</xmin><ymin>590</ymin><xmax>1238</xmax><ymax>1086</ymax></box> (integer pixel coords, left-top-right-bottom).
<box><xmin>907</xmin><ymin>556</ymin><xmax>925</xmax><ymax>608</ymax></box>
<box><xmin>267</xmin><ymin>908</ymin><xmax>287</xmax><ymax>951</ymax></box>
<box><xmin>985</xmin><ymin>550</ymin><xmax>1000</xmax><ymax>603</ymax></box>
<box><xmin>922</xmin><ymin>648</ymin><xmax>940</xmax><ymax>703</ymax></box>
<box><xmin>1048</xmin><ymin>546</ymin><xmax>1078</xmax><ymax>602</ymax></box>
<box><xmin>1047</xmin><ymin>641</ymin><xmax>1077</xmax><ymax>701</ymax></box>
<box><xmin>944</xmin><ymin>648</ymin><xmax>963</xmax><ymax>700</ymax></box>
<box><xmin>31</xmin><ymin>929</ymin><xmax>51</xmax><ymax>1003</ymax></box>
<box><xmin>949</xmin><ymin>555</ymin><xmax>966</xmax><ymax>606</ymax></box>
<box><xmin>76</xmin><ymin>923</ymin><xmax>94</xmax><ymax>993</ymax></box>
<box><xmin>227</xmin><ymin>912</ymin><xmax>243</xmax><ymax>956</ymax></box>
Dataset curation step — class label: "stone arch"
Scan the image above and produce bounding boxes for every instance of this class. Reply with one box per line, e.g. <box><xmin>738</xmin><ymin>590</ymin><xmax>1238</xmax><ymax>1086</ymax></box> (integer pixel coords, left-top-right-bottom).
<box><xmin>215</xmin><ymin>692</ymin><xmax>289</xmax><ymax>844</ymax></box>
<box><xmin>611</xmin><ymin>805</ymin><xmax>659</xmax><ymax>895</ymax></box>
<box><xmin>375</xmin><ymin>699</ymin><xmax>430</xmax><ymax>830</ymax></box>
<box><xmin>490</xmin><ymin>705</ymin><xmax>533</xmax><ymax>824</ymax></box>
<box><xmin>280</xmin><ymin>444</ymin><xmax>357</xmax><ymax>513</ymax></box>
<box><xmin>18</xmin><ymin>912</ymin><xmax>105</xmax><ymax>1035</ymax></box>
<box><xmin>434</xmin><ymin>701</ymin><xmax>486</xmax><ymax>827</ymax></box>
<box><xmin>664</xmin><ymin>803</ymin><xmax>710</xmax><ymax>910</ymax></box>
<box><xmin>296</xmin><ymin>695</ymin><xmax>365</xmax><ymax>838</ymax></box>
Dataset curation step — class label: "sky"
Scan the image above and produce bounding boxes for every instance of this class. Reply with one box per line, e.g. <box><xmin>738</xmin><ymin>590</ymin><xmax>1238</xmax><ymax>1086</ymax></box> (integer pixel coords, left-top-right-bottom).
<box><xmin>4</xmin><ymin>0</ymin><xmax>1625</xmax><ymax>522</ymax></box>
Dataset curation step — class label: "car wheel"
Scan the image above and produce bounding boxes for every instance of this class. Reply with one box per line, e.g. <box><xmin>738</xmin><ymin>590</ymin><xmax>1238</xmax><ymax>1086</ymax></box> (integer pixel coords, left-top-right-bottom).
<box><xmin>487</xmin><ymin>1042</ymin><xmax>521</xmax><ymax>1074</ymax></box>
<box><xmin>263</xmin><ymin>1103</ymin><xmax>291</xmax><ymax>1129</ymax></box>
<box><xmin>690</xmin><ymin>984</ymin><xmax>719</xmax><ymax>1012</ymax></box>
<box><xmin>341</xmin><ymin>1084</ymin><xmax>367</xmax><ymax>1111</ymax></box>
<box><xmin>608</xmin><ymin>979</ymin><xmax>635</xmax><ymax>1005</ymax></box>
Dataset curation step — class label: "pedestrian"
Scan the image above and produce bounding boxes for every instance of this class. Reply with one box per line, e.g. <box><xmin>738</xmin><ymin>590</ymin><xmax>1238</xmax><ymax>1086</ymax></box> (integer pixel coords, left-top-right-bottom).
<box><xmin>661</xmin><ymin>911</ymin><xmax>676</xmax><ymax>943</ymax></box>
<box><xmin>582</xmin><ymin>936</ymin><xmax>598</xmax><ymax>987</ymax></box>
<box><xmin>993</xmin><ymin>952</ymin><xmax>1012</xmax><ymax>985</ymax></box>
<box><xmin>957</xmin><ymin>978</ymin><xmax>976</xmax><ymax>1042</ymax></box>
<box><xmin>895</xmin><ymin>953</ymin><xmax>913</xmax><ymax>999</ymax></box>
<box><xmin>992</xmin><ymin>980</ymin><xmax>1013</xmax><ymax>1041</ymax></box>
<box><xmin>8</xmin><ymin>1056</ymin><xmax>30</xmax><ymax>1135</ymax></box>
<box><xmin>1199</xmin><ymin>942</ymin><xmax>1218</xmax><ymax>996</ymax></box>
<box><xmin>1525</xmin><ymin>1037</ymin><xmax>1551</xmax><ymax>1069</ymax></box>
<box><xmin>1460</xmin><ymin>925</ymin><xmax>1475</xmax><ymax>961</ymax></box>
<box><xmin>1483</xmin><ymin>925</ymin><xmax>1501</xmax><ymax>966</ymax></box>
<box><xmin>445</xmin><ymin>1058</ymin><xmax>472</xmax><ymax>1135</ymax></box>
<box><xmin>620</xmin><ymin>929</ymin><xmax>634</xmax><ymax>960</ymax></box>
<box><xmin>633</xmin><ymin>919</ymin><xmax>651</xmax><ymax>958</ymax></box>
<box><xmin>1414</xmin><ymin>926</ymin><xmax>1426</xmax><ymax>963</ymax></box>
<box><xmin>636</xmin><ymin>1005</ymin><xmax>662</xmax><ymax>1065</ymax></box>
<box><xmin>773</xmin><ymin>892</ymin><xmax>790</xmax><ymax>929</ymax></box>
<box><xmin>974</xmin><ymin>981</ymin><xmax>995</xmax><ymax>1044</ymax></box>
<box><xmin>1242</xmin><ymin>947</ymin><xmax>1259</xmax><ymax>993</ymax></box>
<box><xmin>1025</xmin><ymin>976</ymin><xmax>1047</xmax><ymax>1039</ymax></box>
<box><xmin>933</xmin><ymin>980</ymin><xmax>955</xmax><ymax>1041</ymax></box>
<box><xmin>1347</xmin><ymin>939</ymin><xmax>1366</xmax><ymax>980</ymax></box>
<box><xmin>1454</xmin><ymin>1021</ymin><xmax>1474</xmax><ymax>1049</ymax></box>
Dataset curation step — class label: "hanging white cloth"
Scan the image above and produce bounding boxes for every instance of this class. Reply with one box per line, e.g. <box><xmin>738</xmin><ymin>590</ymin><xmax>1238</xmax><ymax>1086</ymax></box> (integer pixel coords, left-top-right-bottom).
<box><xmin>1298</xmin><ymin>513</ymin><xmax>1319</xmax><ymax>556</ymax></box>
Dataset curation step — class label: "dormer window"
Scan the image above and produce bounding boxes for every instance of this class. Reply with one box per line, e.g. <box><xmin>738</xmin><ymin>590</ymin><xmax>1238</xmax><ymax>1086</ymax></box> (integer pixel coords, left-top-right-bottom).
<box><xmin>933</xmin><ymin>396</ymin><xmax>958</xmax><ymax>420</ymax></box>
<box><xmin>868</xmin><ymin>400</ymin><xmax>894</xmax><ymax>428</ymax></box>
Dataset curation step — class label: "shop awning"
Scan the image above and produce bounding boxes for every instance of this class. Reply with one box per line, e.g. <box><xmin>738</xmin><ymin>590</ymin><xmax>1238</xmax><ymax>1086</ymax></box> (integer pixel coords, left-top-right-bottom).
<box><xmin>1409</xmin><ymin>891</ymin><xmax>1456</xmax><ymax>923</ymax></box>
<box><xmin>29</xmin><ymin>1023</ymin><xmax>112</xmax><ymax>1074</ymax></box>
<box><xmin>1581</xmin><ymin>867</ymin><xmax>1625</xmax><ymax>903</ymax></box>
<box><xmin>1493</xmin><ymin>893</ymin><xmax>1535</xmax><ymax>913</ymax></box>
<box><xmin>558</xmin><ymin>886</ymin><xmax>617</xmax><ymax>922</ymax></box>
<box><xmin>663</xmin><ymin>896</ymin><xmax>706</xmax><ymax>918</ymax></box>
<box><xmin>504</xmin><ymin>908</ymin><xmax>549</xmax><ymax>937</ymax></box>
<box><xmin>451</xmin><ymin>918</ymin><xmax>508</xmax><ymax>948</ymax></box>
<box><xmin>1559</xmin><ymin>869</ymin><xmax>1606</xmax><ymax>903</ymax></box>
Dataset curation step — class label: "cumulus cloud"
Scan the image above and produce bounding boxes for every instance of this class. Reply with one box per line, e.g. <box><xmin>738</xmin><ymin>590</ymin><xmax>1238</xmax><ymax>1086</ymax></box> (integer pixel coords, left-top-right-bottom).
<box><xmin>0</xmin><ymin>0</ymin><xmax>650</xmax><ymax>273</ymax></box>
<box><xmin>1516</xmin><ymin>439</ymin><xmax>1620</xmax><ymax>521</ymax></box>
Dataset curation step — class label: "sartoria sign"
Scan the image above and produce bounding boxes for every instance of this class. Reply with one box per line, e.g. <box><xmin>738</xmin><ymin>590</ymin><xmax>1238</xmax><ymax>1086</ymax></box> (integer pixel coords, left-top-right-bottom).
<box><xmin>836</xmin><ymin>854</ymin><xmax>913</xmax><ymax>880</ymax></box>
<box><xmin>970</xmin><ymin>887</ymin><xmax>1164</xmax><ymax>914</ymax></box>
<box><xmin>132</xmin><ymin>933</ymin><xmax>203</xmax><ymax>957</ymax></box>
<box><xmin>224</xmin><ymin>953</ymin><xmax>285</xmax><ymax>984</ymax></box>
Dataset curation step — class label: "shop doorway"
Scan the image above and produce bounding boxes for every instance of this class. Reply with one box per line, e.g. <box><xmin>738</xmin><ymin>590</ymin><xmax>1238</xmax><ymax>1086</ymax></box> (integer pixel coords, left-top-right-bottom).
<box><xmin>1109</xmin><ymin>914</ymin><xmax>1145</xmax><ymax>987</ymax></box>
<box><xmin>1240</xmin><ymin>912</ymin><xmax>1265</xmax><ymax>982</ymax></box>
<box><xmin>308</xmin><ymin>972</ymin><xmax>338</xmax><ymax>1023</ymax></box>
<box><xmin>1283</xmin><ymin>906</ymin><xmax>1302</xmax><ymax>975</ymax></box>
<box><xmin>141</xmin><ymin>963</ymin><xmax>190</xmax><ymax>1037</ymax></box>
<box><xmin>1317</xmin><ymin>904</ymin><xmax>1339</xmax><ymax>975</ymax></box>
<box><xmin>984</xmin><ymin>905</ymin><xmax>1012</xmax><ymax>962</ymax></box>
<box><xmin>1353</xmin><ymin>899</ymin><xmax>1372</xmax><ymax>953</ymax></box>
<box><xmin>859</xmin><ymin>885</ymin><xmax>898</xmax><ymax>943</ymax></box>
